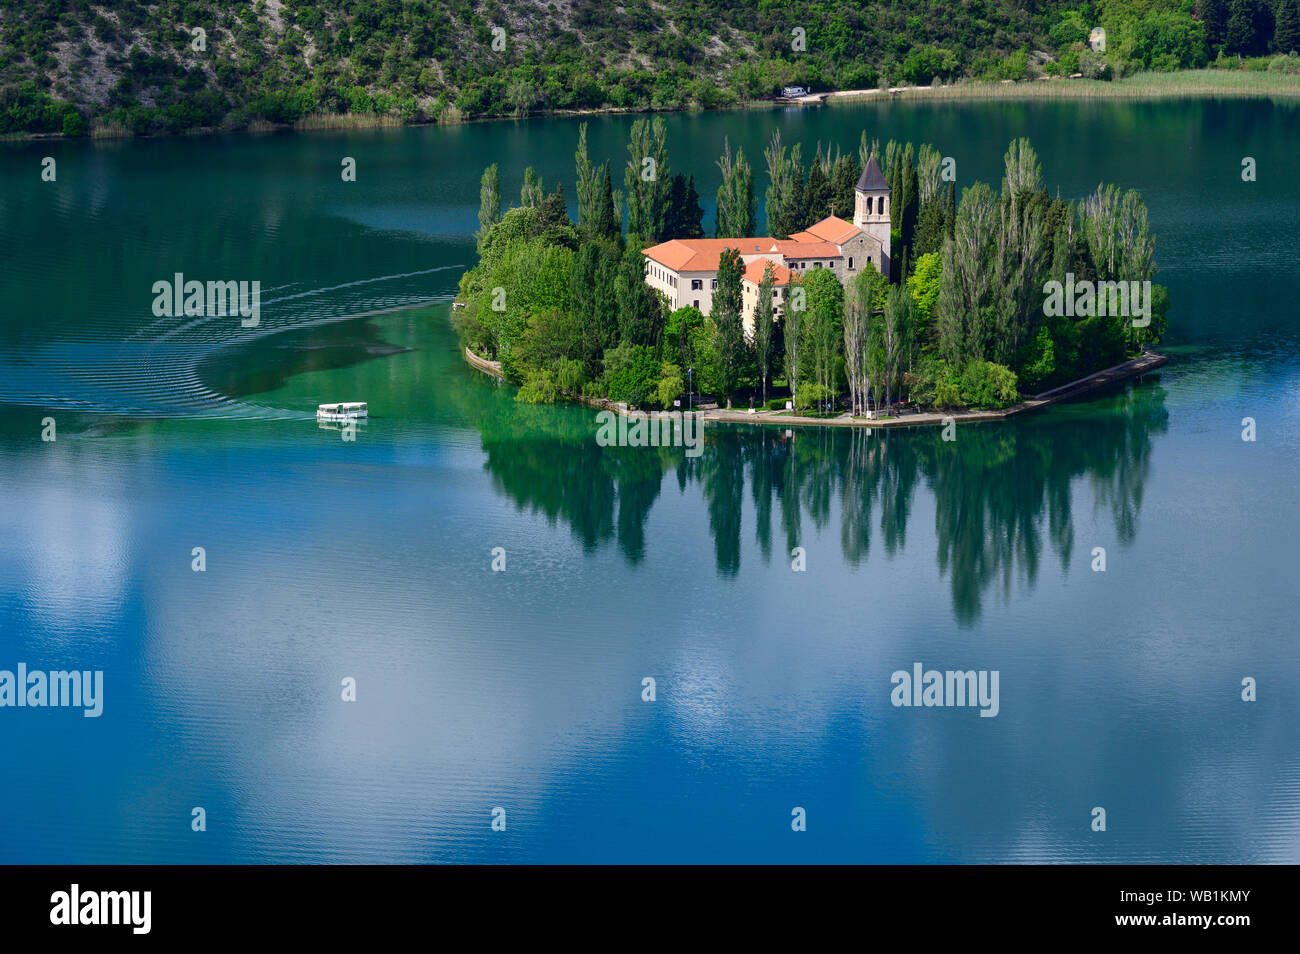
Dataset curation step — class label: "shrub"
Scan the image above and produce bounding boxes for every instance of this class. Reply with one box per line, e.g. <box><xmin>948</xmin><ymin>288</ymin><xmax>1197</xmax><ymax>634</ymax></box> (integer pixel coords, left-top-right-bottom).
<box><xmin>603</xmin><ymin>343</ymin><xmax>660</xmax><ymax>406</ymax></box>
<box><xmin>516</xmin><ymin>368</ymin><xmax>560</xmax><ymax>404</ymax></box>
<box><xmin>959</xmin><ymin>360</ymin><xmax>1019</xmax><ymax>408</ymax></box>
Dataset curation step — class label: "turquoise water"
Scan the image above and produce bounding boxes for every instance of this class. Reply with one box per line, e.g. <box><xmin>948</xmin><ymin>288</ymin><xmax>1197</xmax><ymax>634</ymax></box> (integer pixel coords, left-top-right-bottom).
<box><xmin>1</xmin><ymin>98</ymin><xmax>1298</xmax><ymax>862</ymax></box>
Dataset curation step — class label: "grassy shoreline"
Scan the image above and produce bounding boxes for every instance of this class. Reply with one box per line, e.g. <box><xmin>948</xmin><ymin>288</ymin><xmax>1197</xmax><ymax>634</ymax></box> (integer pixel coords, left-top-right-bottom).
<box><xmin>4</xmin><ymin>70</ymin><xmax>1298</xmax><ymax>145</ymax></box>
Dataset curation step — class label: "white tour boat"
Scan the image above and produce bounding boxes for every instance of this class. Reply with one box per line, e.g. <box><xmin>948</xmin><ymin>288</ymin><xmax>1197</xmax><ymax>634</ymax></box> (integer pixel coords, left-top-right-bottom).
<box><xmin>316</xmin><ymin>402</ymin><xmax>368</xmax><ymax>422</ymax></box>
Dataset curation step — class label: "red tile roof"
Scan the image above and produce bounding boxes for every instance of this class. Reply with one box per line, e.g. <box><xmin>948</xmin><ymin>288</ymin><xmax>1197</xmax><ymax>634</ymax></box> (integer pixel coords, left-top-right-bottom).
<box><xmin>741</xmin><ymin>259</ymin><xmax>791</xmax><ymax>285</ymax></box>
<box><xmin>775</xmin><ymin>240</ymin><xmax>840</xmax><ymax>259</ymax></box>
<box><xmin>797</xmin><ymin>216</ymin><xmax>863</xmax><ymax>245</ymax></box>
<box><xmin>642</xmin><ymin>238</ymin><xmax>770</xmax><ymax>272</ymax></box>
<box><xmin>643</xmin><ymin>216</ymin><xmax>864</xmax><ymax>272</ymax></box>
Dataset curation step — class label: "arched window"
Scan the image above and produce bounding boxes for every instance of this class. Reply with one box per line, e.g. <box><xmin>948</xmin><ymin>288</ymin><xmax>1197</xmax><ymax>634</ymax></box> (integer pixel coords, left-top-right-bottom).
<box><xmin>866</xmin><ymin>196</ymin><xmax>873</xmax><ymax>214</ymax></box>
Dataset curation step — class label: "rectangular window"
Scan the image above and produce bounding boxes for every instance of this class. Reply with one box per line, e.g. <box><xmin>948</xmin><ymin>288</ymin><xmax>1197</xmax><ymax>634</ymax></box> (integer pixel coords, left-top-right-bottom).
<box><xmin>693</xmin><ymin>300</ymin><xmax>700</xmax><ymax>308</ymax></box>
<box><xmin>692</xmin><ymin>279</ymin><xmax>702</xmax><ymax>291</ymax></box>
<box><xmin>848</xmin><ymin>257</ymin><xmax>854</xmax><ymax>269</ymax></box>
<box><xmin>711</xmin><ymin>279</ymin><xmax>718</xmax><ymax>290</ymax></box>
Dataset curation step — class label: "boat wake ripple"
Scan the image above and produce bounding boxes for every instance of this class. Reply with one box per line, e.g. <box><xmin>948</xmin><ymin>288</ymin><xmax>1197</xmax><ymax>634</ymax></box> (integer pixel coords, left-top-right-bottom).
<box><xmin>0</xmin><ymin>267</ymin><xmax>460</xmax><ymax>421</ymax></box>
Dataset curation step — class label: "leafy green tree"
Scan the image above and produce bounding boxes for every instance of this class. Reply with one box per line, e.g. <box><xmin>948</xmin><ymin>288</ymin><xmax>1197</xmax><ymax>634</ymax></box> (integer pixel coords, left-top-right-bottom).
<box><xmin>906</xmin><ymin>251</ymin><xmax>943</xmax><ymax>349</ymax></box>
<box><xmin>936</xmin><ymin>181</ymin><xmax>998</xmax><ymax>365</ymax></box>
<box><xmin>881</xmin><ymin>284</ymin><xmax>916</xmax><ymax>405</ymax></box>
<box><xmin>656</xmin><ymin>362</ymin><xmax>685</xmax><ymax>408</ymax></box>
<box><xmin>571</xmin><ymin>240</ymin><xmax>621</xmax><ymax>374</ymax></box>
<box><xmin>799</xmin><ymin>267</ymin><xmax>844</xmax><ymax>410</ymax></box>
<box><xmin>506</xmin><ymin>77</ymin><xmax>539</xmax><ymax>117</ymax></box>
<box><xmin>665</xmin><ymin>305</ymin><xmax>705</xmax><ymax>369</ymax></box>
<box><xmin>615</xmin><ymin>241</ymin><xmax>664</xmax><ymax>347</ymax></box>
<box><xmin>603</xmin><ymin>343</ymin><xmax>661</xmax><ymax>406</ymax></box>
<box><xmin>843</xmin><ymin>268</ymin><xmax>886</xmax><ymax>415</ymax></box>
<box><xmin>516</xmin><ymin>367</ymin><xmax>560</xmax><ymax>403</ymax></box>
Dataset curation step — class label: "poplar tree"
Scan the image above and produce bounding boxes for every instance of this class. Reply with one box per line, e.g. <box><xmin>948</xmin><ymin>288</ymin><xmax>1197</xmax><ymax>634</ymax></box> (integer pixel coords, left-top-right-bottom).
<box><xmin>754</xmin><ymin>263</ymin><xmax>776</xmax><ymax>403</ymax></box>
<box><xmin>477</xmin><ymin>163</ymin><xmax>501</xmax><ymax>250</ymax></box>
<box><xmin>713</xmin><ymin>247</ymin><xmax>746</xmax><ymax>404</ymax></box>
<box><xmin>843</xmin><ymin>269</ymin><xmax>873</xmax><ymax>415</ymax></box>
<box><xmin>573</xmin><ymin>123</ymin><xmax>601</xmax><ymax>234</ymax></box>
<box><xmin>881</xmin><ymin>285</ymin><xmax>915</xmax><ymax>407</ymax></box>
<box><xmin>802</xmin><ymin>268</ymin><xmax>844</xmax><ymax>408</ymax></box>
<box><xmin>625</xmin><ymin>117</ymin><xmax>670</xmax><ymax>242</ymax></box>
<box><xmin>936</xmin><ymin>181</ymin><xmax>998</xmax><ymax>365</ymax></box>
<box><xmin>521</xmin><ymin>167</ymin><xmax>544</xmax><ymax>208</ymax></box>
<box><xmin>715</xmin><ymin>138</ymin><xmax>757</xmax><ymax>238</ymax></box>
<box><xmin>764</xmin><ymin>129</ymin><xmax>800</xmax><ymax>239</ymax></box>
<box><xmin>785</xmin><ymin>279</ymin><xmax>804</xmax><ymax>408</ymax></box>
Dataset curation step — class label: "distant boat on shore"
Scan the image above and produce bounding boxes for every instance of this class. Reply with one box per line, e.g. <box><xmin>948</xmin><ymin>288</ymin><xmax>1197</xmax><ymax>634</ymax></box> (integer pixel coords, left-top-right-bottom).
<box><xmin>317</xmin><ymin>402</ymin><xmax>368</xmax><ymax>421</ymax></box>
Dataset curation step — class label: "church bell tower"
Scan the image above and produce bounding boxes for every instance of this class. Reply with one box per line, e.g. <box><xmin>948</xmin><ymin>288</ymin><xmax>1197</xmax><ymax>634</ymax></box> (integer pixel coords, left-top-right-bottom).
<box><xmin>854</xmin><ymin>155</ymin><xmax>891</xmax><ymax>274</ymax></box>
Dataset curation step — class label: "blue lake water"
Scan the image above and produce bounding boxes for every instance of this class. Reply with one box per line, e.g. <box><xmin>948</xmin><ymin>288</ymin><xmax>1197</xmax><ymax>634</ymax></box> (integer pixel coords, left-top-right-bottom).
<box><xmin>1</xmin><ymin>98</ymin><xmax>1298</xmax><ymax>862</ymax></box>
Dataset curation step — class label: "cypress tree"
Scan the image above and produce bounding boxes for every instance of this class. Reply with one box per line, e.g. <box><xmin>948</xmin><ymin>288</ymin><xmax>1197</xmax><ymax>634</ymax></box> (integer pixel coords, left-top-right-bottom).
<box><xmin>830</xmin><ymin>154</ymin><xmax>860</xmax><ymax>221</ymax></box>
<box><xmin>1276</xmin><ymin>0</ymin><xmax>1300</xmax><ymax>53</ymax></box>
<box><xmin>1196</xmin><ymin>0</ymin><xmax>1229</xmax><ymax>46</ymax></box>
<box><xmin>804</xmin><ymin>159</ymin><xmax>832</xmax><ymax>226</ymax></box>
<box><xmin>682</xmin><ymin>174</ymin><xmax>705</xmax><ymax>238</ymax></box>
<box><xmin>1225</xmin><ymin>0</ymin><xmax>1261</xmax><ymax>54</ymax></box>
<box><xmin>594</xmin><ymin>162</ymin><xmax>620</xmax><ymax>244</ymax></box>
<box><xmin>615</xmin><ymin>242</ymin><xmax>663</xmax><ymax>347</ymax></box>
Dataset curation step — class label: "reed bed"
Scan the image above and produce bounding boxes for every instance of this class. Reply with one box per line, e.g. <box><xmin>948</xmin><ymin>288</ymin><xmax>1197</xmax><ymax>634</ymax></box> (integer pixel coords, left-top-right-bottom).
<box><xmin>828</xmin><ymin>70</ymin><xmax>1300</xmax><ymax>104</ymax></box>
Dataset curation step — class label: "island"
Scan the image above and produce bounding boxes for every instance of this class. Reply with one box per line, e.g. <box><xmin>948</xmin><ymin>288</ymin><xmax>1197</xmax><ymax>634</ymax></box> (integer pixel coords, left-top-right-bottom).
<box><xmin>455</xmin><ymin>121</ymin><xmax>1170</xmax><ymax>424</ymax></box>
